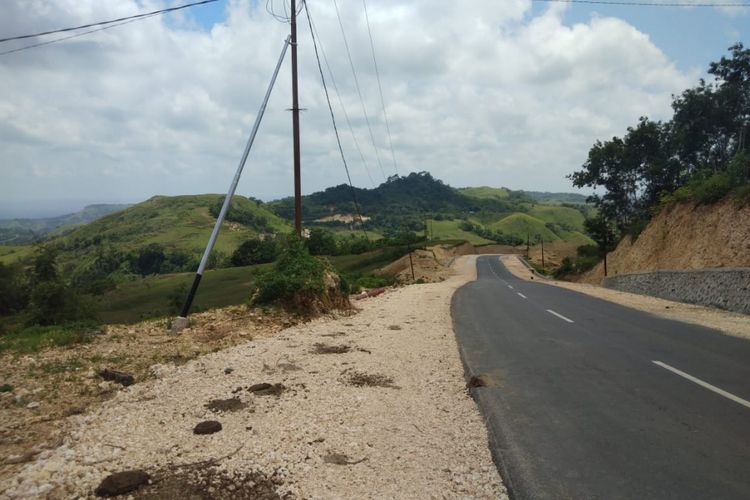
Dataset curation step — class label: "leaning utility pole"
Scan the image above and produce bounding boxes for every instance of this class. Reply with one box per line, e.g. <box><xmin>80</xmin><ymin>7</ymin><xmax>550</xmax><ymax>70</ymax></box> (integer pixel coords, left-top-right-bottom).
<box><xmin>291</xmin><ymin>0</ymin><xmax>302</xmax><ymax>236</ymax></box>
<box><xmin>171</xmin><ymin>36</ymin><xmax>292</xmax><ymax>333</ymax></box>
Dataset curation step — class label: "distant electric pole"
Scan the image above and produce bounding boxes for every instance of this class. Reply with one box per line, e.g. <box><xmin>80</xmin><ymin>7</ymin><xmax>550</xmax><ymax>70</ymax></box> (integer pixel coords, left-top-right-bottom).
<box><xmin>526</xmin><ymin>232</ymin><xmax>530</xmax><ymax>259</ymax></box>
<box><xmin>291</xmin><ymin>0</ymin><xmax>302</xmax><ymax>236</ymax></box>
<box><xmin>541</xmin><ymin>238</ymin><xmax>545</xmax><ymax>273</ymax></box>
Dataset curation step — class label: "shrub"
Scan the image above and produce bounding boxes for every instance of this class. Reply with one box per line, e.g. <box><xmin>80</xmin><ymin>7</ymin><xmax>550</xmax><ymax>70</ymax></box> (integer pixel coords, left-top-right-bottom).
<box><xmin>251</xmin><ymin>235</ymin><xmax>349</xmax><ymax>315</ymax></box>
<box><xmin>28</xmin><ymin>281</ymin><xmax>95</xmax><ymax>326</ymax></box>
<box><xmin>230</xmin><ymin>239</ymin><xmax>278</xmax><ymax>266</ymax></box>
<box><xmin>307</xmin><ymin>229</ymin><xmax>338</xmax><ymax>256</ymax></box>
<box><xmin>0</xmin><ymin>262</ymin><xmax>30</xmax><ymax>315</ymax></box>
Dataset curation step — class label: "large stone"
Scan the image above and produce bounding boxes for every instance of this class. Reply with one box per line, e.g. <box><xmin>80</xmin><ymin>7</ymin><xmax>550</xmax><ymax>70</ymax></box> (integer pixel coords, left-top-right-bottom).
<box><xmin>95</xmin><ymin>470</ymin><xmax>150</xmax><ymax>497</ymax></box>
<box><xmin>193</xmin><ymin>420</ymin><xmax>222</xmax><ymax>435</ymax></box>
<box><xmin>170</xmin><ymin>316</ymin><xmax>189</xmax><ymax>334</ymax></box>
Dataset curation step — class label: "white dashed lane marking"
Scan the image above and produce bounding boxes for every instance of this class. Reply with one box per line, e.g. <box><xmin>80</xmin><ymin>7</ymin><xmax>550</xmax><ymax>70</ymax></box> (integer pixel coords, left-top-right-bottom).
<box><xmin>547</xmin><ymin>309</ymin><xmax>574</xmax><ymax>323</ymax></box>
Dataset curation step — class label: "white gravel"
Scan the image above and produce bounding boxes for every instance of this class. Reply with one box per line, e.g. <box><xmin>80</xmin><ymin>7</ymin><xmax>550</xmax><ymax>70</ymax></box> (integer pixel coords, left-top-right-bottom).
<box><xmin>2</xmin><ymin>255</ymin><xmax>506</xmax><ymax>499</ymax></box>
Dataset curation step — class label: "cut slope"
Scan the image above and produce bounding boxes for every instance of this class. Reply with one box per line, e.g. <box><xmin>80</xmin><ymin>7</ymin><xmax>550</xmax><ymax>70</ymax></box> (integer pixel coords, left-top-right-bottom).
<box><xmin>581</xmin><ymin>197</ymin><xmax>750</xmax><ymax>283</ymax></box>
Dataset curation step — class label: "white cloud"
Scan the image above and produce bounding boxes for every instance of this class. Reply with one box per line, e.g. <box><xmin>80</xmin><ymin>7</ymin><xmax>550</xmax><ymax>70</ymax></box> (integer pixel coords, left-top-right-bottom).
<box><xmin>0</xmin><ymin>0</ymin><xmax>693</xmax><ymax>215</ymax></box>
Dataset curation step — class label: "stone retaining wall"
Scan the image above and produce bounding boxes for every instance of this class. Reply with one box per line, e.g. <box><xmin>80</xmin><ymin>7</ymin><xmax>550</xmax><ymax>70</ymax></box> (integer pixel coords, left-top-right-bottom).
<box><xmin>602</xmin><ymin>268</ymin><xmax>750</xmax><ymax>315</ymax></box>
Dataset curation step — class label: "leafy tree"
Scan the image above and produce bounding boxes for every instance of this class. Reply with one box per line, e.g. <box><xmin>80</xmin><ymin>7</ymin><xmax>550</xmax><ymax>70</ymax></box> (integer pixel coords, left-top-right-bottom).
<box><xmin>132</xmin><ymin>243</ymin><xmax>166</xmax><ymax>276</ymax></box>
<box><xmin>307</xmin><ymin>229</ymin><xmax>338</xmax><ymax>256</ymax></box>
<box><xmin>583</xmin><ymin>215</ymin><xmax>619</xmax><ymax>276</ymax></box>
<box><xmin>230</xmin><ymin>239</ymin><xmax>279</xmax><ymax>266</ymax></box>
<box><xmin>26</xmin><ymin>246</ymin><xmax>95</xmax><ymax>325</ymax></box>
<box><xmin>0</xmin><ymin>262</ymin><xmax>29</xmax><ymax>315</ymax></box>
<box><xmin>570</xmin><ymin>44</ymin><xmax>750</xmax><ymax>234</ymax></box>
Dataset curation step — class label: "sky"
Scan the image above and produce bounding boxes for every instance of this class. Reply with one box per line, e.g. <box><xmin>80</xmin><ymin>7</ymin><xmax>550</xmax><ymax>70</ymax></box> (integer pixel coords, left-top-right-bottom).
<box><xmin>0</xmin><ymin>0</ymin><xmax>748</xmax><ymax>218</ymax></box>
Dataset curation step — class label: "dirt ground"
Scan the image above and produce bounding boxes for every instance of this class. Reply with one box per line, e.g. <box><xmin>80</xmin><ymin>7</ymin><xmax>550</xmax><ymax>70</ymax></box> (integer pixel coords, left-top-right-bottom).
<box><xmin>0</xmin><ymin>307</ymin><xmax>298</xmax><ymax>484</ymax></box>
<box><xmin>501</xmin><ymin>255</ymin><xmax>750</xmax><ymax>340</ymax></box>
<box><xmin>580</xmin><ymin>198</ymin><xmax>750</xmax><ymax>284</ymax></box>
<box><xmin>2</xmin><ymin>255</ymin><xmax>507</xmax><ymax>499</ymax></box>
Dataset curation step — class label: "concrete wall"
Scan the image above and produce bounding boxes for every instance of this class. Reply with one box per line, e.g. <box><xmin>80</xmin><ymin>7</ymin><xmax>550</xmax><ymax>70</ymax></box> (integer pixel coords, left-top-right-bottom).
<box><xmin>602</xmin><ymin>268</ymin><xmax>750</xmax><ymax>315</ymax></box>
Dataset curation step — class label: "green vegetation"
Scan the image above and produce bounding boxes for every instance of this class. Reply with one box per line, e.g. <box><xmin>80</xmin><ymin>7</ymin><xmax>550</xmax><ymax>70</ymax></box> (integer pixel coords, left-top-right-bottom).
<box><xmin>428</xmin><ymin>219</ymin><xmax>493</xmax><ymax>245</ymax></box>
<box><xmin>230</xmin><ymin>238</ymin><xmax>278</xmax><ymax>266</ymax></box>
<box><xmin>0</xmin><ymin>322</ymin><xmax>102</xmax><ymax>354</ymax></box>
<box><xmin>96</xmin><ymin>265</ymin><xmax>266</xmax><ymax>324</ymax></box>
<box><xmin>570</xmin><ymin>43</ymin><xmax>750</xmax><ymax>246</ymax></box>
<box><xmin>251</xmin><ymin>236</ymin><xmax>348</xmax><ymax>315</ymax></box>
<box><xmin>489</xmin><ymin>213</ymin><xmax>559</xmax><ymax>243</ymax></box>
<box><xmin>457</xmin><ymin>186</ymin><xmax>511</xmax><ymax>200</ymax></box>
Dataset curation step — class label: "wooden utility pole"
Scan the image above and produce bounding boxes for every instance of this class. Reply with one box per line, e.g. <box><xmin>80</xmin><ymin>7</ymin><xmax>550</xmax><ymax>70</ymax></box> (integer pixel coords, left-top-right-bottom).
<box><xmin>541</xmin><ymin>238</ymin><xmax>545</xmax><ymax>273</ymax></box>
<box><xmin>291</xmin><ymin>0</ymin><xmax>302</xmax><ymax>236</ymax></box>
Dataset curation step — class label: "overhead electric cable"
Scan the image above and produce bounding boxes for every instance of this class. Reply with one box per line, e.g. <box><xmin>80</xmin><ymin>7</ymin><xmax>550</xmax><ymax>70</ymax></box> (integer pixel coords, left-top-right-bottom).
<box><xmin>531</xmin><ymin>0</ymin><xmax>750</xmax><ymax>6</ymax></box>
<box><xmin>331</xmin><ymin>0</ymin><xmax>388</xmax><ymax>183</ymax></box>
<box><xmin>307</xmin><ymin>6</ymin><xmax>375</xmax><ymax>187</ymax></box>
<box><xmin>362</xmin><ymin>0</ymin><xmax>398</xmax><ymax>176</ymax></box>
<box><xmin>304</xmin><ymin>1</ymin><xmax>370</xmax><ymax>241</ymax></box>
<box><xmin>0</xmin><ymin>13</ymin><xmax>161</xmax><ymax>56</ymax></box>
<box><xmin>0</xmin><ymin>0</ymin><xmax>217</xmax><ymax>43</ymax></box>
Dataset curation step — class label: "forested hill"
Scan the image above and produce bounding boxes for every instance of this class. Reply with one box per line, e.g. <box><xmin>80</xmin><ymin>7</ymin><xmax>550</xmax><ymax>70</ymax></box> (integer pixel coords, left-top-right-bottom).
<box><xmin>269</xmin><ymin>171</ymin><xmax>535</xmax><ymax>223</ymax></box>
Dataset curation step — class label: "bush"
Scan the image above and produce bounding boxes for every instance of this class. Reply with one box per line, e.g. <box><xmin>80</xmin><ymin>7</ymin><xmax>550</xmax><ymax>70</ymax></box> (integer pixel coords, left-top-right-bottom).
<box><xmin>28</xmin><ymin>281</ymin><xmax>95</xmax><ymax>326</ymax></box>
<box><xmin>132</xmin><ymin>244</ymin><xmax>166</xmax><ymax>275</ymax></box>
<box><xmin>307</xmin><ymin>229</ymin><xmax>338</xmax><ymax>256</ymax></box>
<box><xmin>251</xmin><ymin>235</ymin><xmax>349</xmax><ymax>315</ymax></box>
<box><xmin>0</xmin><ymin>262</ymin><xmax>29</xmax><ymax>315</ymax></box>
<box><xmin>230</xmin><ymin>239</ymin><xmax>278</xmax><ymax>266</ymax></box>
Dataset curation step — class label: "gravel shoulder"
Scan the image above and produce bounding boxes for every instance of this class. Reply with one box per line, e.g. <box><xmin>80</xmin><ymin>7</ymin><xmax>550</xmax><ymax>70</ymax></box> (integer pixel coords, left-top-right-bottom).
<box><xmin>501</xmin><ymin>255</ymin><xmax>750</xmax><ymax>340</ymax></box>
<box><xmin>3</xmin><ymin>255</ymin><xmax>506</xmax><ymax>499</ymax></box>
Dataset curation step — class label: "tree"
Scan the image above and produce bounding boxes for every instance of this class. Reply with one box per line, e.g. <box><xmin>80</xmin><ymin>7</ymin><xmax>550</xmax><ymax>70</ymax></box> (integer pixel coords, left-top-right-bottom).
<box><xmin>27</xmin><ymin>246</ymin><xmax>94</xmax><ymax>325</ymax></box>
<box><xmin>570</xmin><ymin>44</ymin><xmax>750</xmax><ymax>234</ymax></box>
<box><xmin>230</xmin><ymin>239</ymin><xmax>278</xmax><ymax>266</ymax></box>
<box><xmin>133</xmin><ymin>244</ymin><xmax>166</xmax><ymax>275</ymax></box>
<box><xmin>307</xmin><ymin>229</ymin><xmax>338</xmax><ymax>256</ymax></box>
<box><xmin>583</xmin><ymin>215</ymin><xmax>619</xmax><ymax>277</ymax></box>
<box><xmin>0</xmin><ymin>262</ymin><xmax>29</xmax><ymax>315</ymax></box>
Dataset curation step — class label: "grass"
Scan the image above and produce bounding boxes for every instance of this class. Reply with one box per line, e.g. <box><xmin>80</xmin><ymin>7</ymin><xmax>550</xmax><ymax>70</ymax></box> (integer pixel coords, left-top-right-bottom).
<box><xmin>0</xmin><ymin>244</ymin><xmax>33</xmax><ymax>264</ymax></box>
<box><xmin>528</xmin><ymin>205</ymin><xmax>586</xmax><ymax>231</ymax></box>
<box><xmin>62</xmin><ymin>194</ymin><xmax>291</xmax><ymax>256</ymax></box>
<box><xmin>488</xmin><ymin>213</ymin><xmax>560</xmax><ymax>242</ymax></box>
<box><xmin>457</xmin><ymin>186</ymin><xmax>511</xmax><ymax>200</ymax></box>
<box><xmin>96</xmin><ymin>244</ymin><xmax>410</xmax><ymax>324</ymax></box>
<box><xmin>0</xmin><ymin>322</ymin><xmax>102</xmax><ymax>354</ymax></box>
<box><xmin>427</xmin><ymin>219</ymin><xmax>493</xmax><ymax>245</ymax></box>
<box><xmin>96</xmin><ymin>264</ymin><xmax>269</xmax><ymax>324</ymax></box>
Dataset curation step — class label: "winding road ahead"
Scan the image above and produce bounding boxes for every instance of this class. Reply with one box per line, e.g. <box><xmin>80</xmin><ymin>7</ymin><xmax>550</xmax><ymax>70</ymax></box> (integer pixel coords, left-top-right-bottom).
<box><xmin>452</xmin><ymin>256</ymin><xmax>750</xmax><ymax>500</ymax></box>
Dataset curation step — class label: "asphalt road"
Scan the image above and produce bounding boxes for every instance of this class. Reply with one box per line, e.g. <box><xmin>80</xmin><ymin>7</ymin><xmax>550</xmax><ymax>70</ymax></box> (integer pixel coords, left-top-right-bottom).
<box><xmin>452</xmin><ymin>256</ymin><xmax>750</xmax><ymax>500</ymax></box>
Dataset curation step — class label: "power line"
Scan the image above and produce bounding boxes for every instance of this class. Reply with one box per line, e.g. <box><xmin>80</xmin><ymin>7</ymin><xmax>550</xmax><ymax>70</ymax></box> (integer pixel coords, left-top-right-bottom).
<box><xmin>303</xmin><ymin>1</ymin><xmax>370</xmax><ymax>242</ymax></box>
<box><xmin>531</xmin><ymin>0</ymin><xmax>750</xmax><ymax>6</ymax></box>
<box><xmin>332</xmin><ymin>0</ymin><xmax>388</xmax><ymax>183</ymax></box>
<box><xmin>362</xmin><ymin>0</ymin><xmax>398</xmax><ymax>177</ymax></box>
<box><xmin>0</xmin><ymin>0</ymin><xmax>218</xmax><ymax>44</ymax></box>
<box><xmin>0</xmin><ymin>13</ymin><xmax>161</xmax><ymax>56</ymax></box>
<box><xmin>307</xmin><ymin>5</ymin><xmax>375</xmax><ymax>187</ymax></box>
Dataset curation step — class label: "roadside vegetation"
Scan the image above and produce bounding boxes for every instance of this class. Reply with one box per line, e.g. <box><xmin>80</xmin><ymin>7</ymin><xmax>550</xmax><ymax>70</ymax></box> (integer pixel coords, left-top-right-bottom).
<box><xmin>569</xmin><ymin>43</ymin><xmax>750</xmax><ymax>268</ymax></box>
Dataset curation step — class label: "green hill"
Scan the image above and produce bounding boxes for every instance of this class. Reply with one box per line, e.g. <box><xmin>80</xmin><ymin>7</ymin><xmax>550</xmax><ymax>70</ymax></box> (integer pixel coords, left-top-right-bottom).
<box><xmin>457</xmin><ymin>186</ymin><xmax>511</xmax><ymax>200</ymax></box>
<box><xmin>522</xmin><ymin>191</ymin><xmax>589</xmax><ymax>204</ymax></box>
<box><xmin>65</xmin><ymin>194</ymin><xmax>288</xmax><ymax>256</ymax></box>
<box><xmin>0</xmin><ymin>204</ymin><xmax>130</xmax><ymax>245</ymax></box>
<box><xmin>489</xmin><ymin>213</ymin><xmax>560</xmax><ymax>242</ymax></box>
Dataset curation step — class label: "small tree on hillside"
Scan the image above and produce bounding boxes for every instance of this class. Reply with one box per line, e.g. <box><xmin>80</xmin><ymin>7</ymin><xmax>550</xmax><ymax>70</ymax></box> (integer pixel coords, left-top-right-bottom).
<box><xmin>584</xmin><ymin>214</ymin><xmax>619</xmax><ymax>277</ymax></box>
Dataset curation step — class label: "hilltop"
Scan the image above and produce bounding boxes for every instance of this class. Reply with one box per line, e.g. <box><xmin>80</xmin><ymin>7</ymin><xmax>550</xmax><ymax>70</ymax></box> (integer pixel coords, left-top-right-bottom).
<box><xmin>269</xmin><ymin>172</ymin><xmax>594</xmax><ymax>246</ymax></box>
